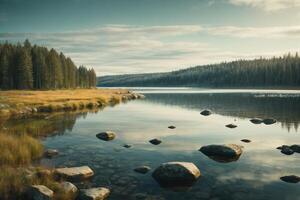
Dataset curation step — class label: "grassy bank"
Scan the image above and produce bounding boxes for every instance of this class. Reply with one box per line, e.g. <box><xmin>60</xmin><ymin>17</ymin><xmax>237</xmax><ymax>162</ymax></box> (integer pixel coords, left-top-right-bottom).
<box><xmin>0</xmin><ymin>88</ymin><xmax>142</xmax><ymax>118</ymax></box>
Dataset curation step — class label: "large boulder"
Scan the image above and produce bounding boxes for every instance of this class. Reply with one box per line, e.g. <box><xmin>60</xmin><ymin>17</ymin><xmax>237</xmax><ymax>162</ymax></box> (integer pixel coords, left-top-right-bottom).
<box><xmin>28</xmin><ymin>185</ymin><xmax>54</xmax><ymax>200</ymax></box>
<box><xmin>55</xmin><ymin>166</ymin><xmax>94</xmax><ymax>181</ymax></box>
<box><xmin>96</xmin><ymin>131</ymin><xmax>116</xmax><ymax>141</ymax></box>
<box><xmin>199</xmin><ymin>144</ymin><xmax>243</xmax><ymax>163</ymax></box>
<box><xmin>152</xmin><ymin>162</ymin><xmax>200</xmax><ymax>188</ymax></box>
<box><xmin>263</xmin><ymin>118</ymin><xmax>276</xmax><ymax>125</ymax></box>
<box><xmin>79</xmin><ymin>187</ymin><xmax>110</xmax><ymax>200</ymax></box>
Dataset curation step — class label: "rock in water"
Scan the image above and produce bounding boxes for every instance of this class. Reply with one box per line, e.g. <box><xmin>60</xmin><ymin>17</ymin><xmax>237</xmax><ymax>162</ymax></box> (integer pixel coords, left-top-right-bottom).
<box><xmin>250</xmin><ymin>118</ymin><xmax>263</xmax><ymax>124</ymax></box>
<box><xmin>290</xmin><ymin>144</ymin><xmax>300</xmax><ymax>153</ymax></box>
<box><xmin>263</xmin><ymin>118</ymin><xmax>276</xmax><ymax>125</ymax></box>
<box><xmin>277</xmin><ymin>145</ymin><xmax>294</xmax><ymax>155</ymax></box>
<box><xmin>149</xmin><ymin>139</ymin><xmax>162</xmax><ymax>145</ymax></box>
<box><xmin>96</xmin><ymin>131</ymin><xmax>116</xmax><ymax>141</ymax></box>
<box><xmin>168</xmin><ymin>125</ymin><xmax>176</xmax><ymax>129</ymax></box>
<box><xmin>44</xmin><ymin>149</ymin><xmax>59</xmax><ymax>158</ymax></box>
<box><xmin>152</xmin><ymin>162</ymin><xmax>200</xmax><ymax>188</ymax></box>
<box><xmin>241</xmin><ymin>139</ymin><xmax>251</xmax><ymax>143</ymax></box>
<box><xmin>123</xmin><ymin>144</ymin><xmax>132</xmax><ymax>148</ymax></box>
<box><xmin>200</xmin><ymin>110</ymin><xmax>211</xmax><ymax>116</ymax></box>
<box><xmin>79</xmin><ymin>187</ymin><xmax>110</xmax><ymax>200</ymax></box>
<box><xmin>280</xmin><ymin>175</ymin><xmax>300</xmax><ymax>183</ymax></box>
<box><xmin>225</xmin><ymin>124</ymin><xmax>237</xmax><ymax>128</ymax></box>
<box><xmin>55</xmin><ymin>166</ymin><xmax>94</xmax><ymax>181</ymax></box>
<box><xmin>29</xmin><ymin>185</ymin><xmax>54</xmax><ymax>200</ymax></box>
<box><xmin>134</xmin><ymin>166</ymin><xmax>151</xmax><ymax>174</ymax></box>
<box><xmin>60</xmin><ymin>181</ymin><xmax>78</xmax><ymax>196</ymax></box>
<box><xmin>199</xmin><ymin>144</ymin><xmax>243</xmax><ymax>163</ymax></box>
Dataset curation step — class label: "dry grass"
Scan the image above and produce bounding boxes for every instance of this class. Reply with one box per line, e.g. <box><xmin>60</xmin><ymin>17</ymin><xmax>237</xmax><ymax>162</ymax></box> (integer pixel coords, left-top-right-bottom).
<box><xmin>0</xmin><ymin>89</ymin><xmax>130</xmax><ymax>117</ymax></box>
<box><xmin>0</xmin><ymin>133</ymin><xmax>43</xmax><ymax>166</ymax></box>
<box><xmin>0</xmin><ymin>167</ymin><xmax>76</xmax><ymax>200</ymax></box>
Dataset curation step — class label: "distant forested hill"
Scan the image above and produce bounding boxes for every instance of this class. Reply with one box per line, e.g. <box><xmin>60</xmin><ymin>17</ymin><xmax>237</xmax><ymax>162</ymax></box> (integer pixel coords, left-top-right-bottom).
<box><xmin>0</xmin><ymin>40</ymin><xmax>96</xmax><ymax>90</ymax></box>
<box><xmin>98</xmin><ymin>54</ymin><xmax>300</xmax><ymax>88</ymax></box>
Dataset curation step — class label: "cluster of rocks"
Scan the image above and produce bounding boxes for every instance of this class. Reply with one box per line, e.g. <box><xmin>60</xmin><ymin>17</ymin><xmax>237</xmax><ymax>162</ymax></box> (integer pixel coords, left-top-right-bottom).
<box><xmin>277</xmin><ymin>144</ymin><xmax>300</xmax><ymax>155</ymax></box>
<box><xmin>28</xmin><ymin>166</ymin><xmax>110</xmax><ymax>200</ymax></box>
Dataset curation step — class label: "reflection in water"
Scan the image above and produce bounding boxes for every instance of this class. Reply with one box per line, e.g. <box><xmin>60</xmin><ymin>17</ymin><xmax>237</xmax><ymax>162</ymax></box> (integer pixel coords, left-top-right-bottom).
<box><xmin>143</xmin><ymin>93</ymin><xmax>300</xmax><ymax>131</ymax></box>
<box><xmin>1</xmin><ymin>89</ymin><xmax>300</xmax><ymax>200</ymax></box>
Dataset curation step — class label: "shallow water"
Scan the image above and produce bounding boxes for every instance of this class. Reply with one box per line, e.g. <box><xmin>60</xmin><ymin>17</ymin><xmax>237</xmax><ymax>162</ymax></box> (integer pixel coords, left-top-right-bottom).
<box><xmin>2</xmin><ymin>88</ymin><xmax>300</xmax><ymax>200</ymax></box>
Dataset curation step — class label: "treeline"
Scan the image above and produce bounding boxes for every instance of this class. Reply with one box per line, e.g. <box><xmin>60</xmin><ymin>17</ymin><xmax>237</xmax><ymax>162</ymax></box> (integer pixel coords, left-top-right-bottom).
<box><xmin>98</xmin><ymin>53</ymin><xmax>300</xmax><ymax>88</ymax></box>
<box><xmin>0</xmin><ymin>40</ymin><xmax>96</xmax><ymax>90</ymax></box>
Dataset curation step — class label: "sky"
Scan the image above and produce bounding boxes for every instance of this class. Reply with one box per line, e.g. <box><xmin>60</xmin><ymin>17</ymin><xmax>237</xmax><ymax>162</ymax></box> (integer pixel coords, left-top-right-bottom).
<box><xmin>0</xmin><ymin>0</ymin><xmax>300</xmax><ymax>76</ymax></box>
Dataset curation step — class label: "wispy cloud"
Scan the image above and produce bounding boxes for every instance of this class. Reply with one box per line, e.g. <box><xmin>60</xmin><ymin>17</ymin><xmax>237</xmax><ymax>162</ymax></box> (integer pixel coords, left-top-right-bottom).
<box><xmin>0</xmin><ymin>24</ymin><xmax>298</xmax><ymax>75</ymax></box>
<box><xmin>229</xmin><ymin>0</ymin><xmax>300</xmax><ymax>11</ymax></box>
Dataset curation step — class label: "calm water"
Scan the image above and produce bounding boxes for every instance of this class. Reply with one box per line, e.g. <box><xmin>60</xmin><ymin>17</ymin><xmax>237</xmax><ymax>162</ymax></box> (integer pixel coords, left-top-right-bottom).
<box><xmin>2</xmin><ymin>88</ymin><xmax>300</xmax><ymax>200</ymax></box>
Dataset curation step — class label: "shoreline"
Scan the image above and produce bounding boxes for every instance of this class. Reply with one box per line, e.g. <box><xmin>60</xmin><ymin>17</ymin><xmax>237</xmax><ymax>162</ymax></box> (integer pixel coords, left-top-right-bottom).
<box><xmin>0</xmin><ymin>88</ymin><xmax>144</xmax><ymax>119</ymax></box>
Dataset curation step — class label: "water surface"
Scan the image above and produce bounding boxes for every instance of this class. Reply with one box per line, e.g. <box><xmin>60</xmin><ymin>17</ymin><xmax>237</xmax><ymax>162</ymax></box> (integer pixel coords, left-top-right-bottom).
<box><xmin>2</xmin><ymin>88</ymin><xmax>300</xmax><ymax>200</ymax></box>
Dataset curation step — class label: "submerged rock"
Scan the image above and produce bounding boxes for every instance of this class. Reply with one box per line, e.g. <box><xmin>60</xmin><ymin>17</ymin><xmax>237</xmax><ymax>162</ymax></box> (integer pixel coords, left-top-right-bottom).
<box><xmin>263</xmin><ymin>118</ymin><xmax>276</xmax><ymax>125</ymax></box>
<box><xmin>199</xmin><ymin>144</ymin><xmax>243</xmax><ymax>163</ymax></box>
<box><xmin>152</xmin><ymin>162</ymin><xmax>200</xmax><ymax>188</ymax></box>
<box><xmin>96</xmin><ymin>131</ymin><xmax>116</xmax><ymax>141</ymax></box>
<box><xmin>29</xmin><ymin>185</ymin><xmax>54</xmax><ymax>200</ymax></box>
<box><xmin>241</xmin><ymin>139</ymin><xmax>251</xmax><ymax>143</ymax></box>
<box><xmin>168</xmin><ymin>125</ymin><xmax>176</xmax><ymax>129</ymax></box>
<box><xmin>280</xmin><ymin>175</ymin><xmax>300</xmax><ymax>183</ymax></box>
<box><xmin>225</xmin><ymin>124</ymin><xmax>237</xmax><ymax>128</ymax></box>
<box><xmin>200</xmin><ymin>110</ymin><xmax>211</xmax><ymax>116</ymax></box>
<box><xmin>44</xmin><ymin>149</ymin><xmax>59</xmax><ymax>158</ymax></box>
<box><xmin>55</xmin><ymin>166</ymin><xmax>94</xmax><ymax>181</ymax></box>
<box><xmin>134</xmin><ymin>166</ymin><xmax>151</xmax><ymax>174</ymax></box>
<box><xmin>250</xmin><ymin>118</ymin><xmax>263</xmax><ymax>124</ymax></box>
<box><xmin>149</xmin><ymin>139</ymin><xmax>162</xmax><ymax>145</ymax></box>
<box><xmin>79</xmin><ymin>187</ymin><xmax>110</xmax><ymax>200</ymax></box>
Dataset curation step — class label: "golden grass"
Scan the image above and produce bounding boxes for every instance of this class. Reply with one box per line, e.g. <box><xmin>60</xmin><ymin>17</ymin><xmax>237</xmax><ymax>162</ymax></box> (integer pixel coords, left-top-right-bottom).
<box><xmin>0</xmin><ymin>133</ymin><xmax>43</xmax><ymax>166</ymax></box>
<box><xmin>0</xmin><ymin>89</ymin><xmax>130</xmax><ymax>117</ymax></box>
<box><xmin>0</xmin><ymin>167</ymin><xmax>76</xmax><ymax>200</ymax></box>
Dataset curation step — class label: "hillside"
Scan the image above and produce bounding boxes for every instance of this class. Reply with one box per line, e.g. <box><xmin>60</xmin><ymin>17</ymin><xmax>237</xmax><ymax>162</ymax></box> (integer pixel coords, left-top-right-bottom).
<box><xmin>98</xmin><ymin>54</ymin><xmax>300</xmax><ymax>88</ymax></box>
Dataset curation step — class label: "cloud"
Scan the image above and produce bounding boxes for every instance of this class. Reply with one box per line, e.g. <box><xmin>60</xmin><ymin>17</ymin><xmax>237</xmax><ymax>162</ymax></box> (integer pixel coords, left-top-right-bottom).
<box><xmin>0</xmin><ymin>24</ymin><xmax>298</xmax><ymax>75</ymax></box>
<box><xmin>206</xmin><ymin>25</ymin><xmax>300</xmax><ymax>38</ymax></box>
<box><xmin>229</xmin><ymin>0</ymin><xmax>300</xmax><ymax>11</ymax></box>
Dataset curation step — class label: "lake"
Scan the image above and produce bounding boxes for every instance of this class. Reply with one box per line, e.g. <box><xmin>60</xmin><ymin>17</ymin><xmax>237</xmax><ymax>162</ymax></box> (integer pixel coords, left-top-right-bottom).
<box><xmin>2</xmin><ymin>88</ymin><xmax>300</xmax><ymax>200</ymax></box>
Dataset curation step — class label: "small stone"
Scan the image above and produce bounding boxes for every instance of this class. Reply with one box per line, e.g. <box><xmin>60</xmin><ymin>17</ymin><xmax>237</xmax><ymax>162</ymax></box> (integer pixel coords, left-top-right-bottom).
<box><xmin>290</xmin><ymin>145</ymin><xmax>300</xmax><ymax>153</ymax></box>
<box><xmin>263</xmin><ymin>118</ymin><xmax>276</xmax><ymax>125</ymax></box>
<box><xmin>29</xmin><ymin>185</ymin><xmax>54</xmax><ymax>200</ymax></box>
<box><xmin>123</xmin><ymin>144</ymin><xmax>132</xmax><ymax>148</ymax></box>
<box><xmin>241</xmin><ymin>139</ymin><xmax>251</xmax><ymax>143</ymax></box>
<box><xmin>60</xmin><ymin>181</ymin><xmax>78</xmax><ymax>195</ymax></box>
<box><xmin>280</xmin><ymin>175</ymin><xmax>300</xmax><ymax>183</ymax></box>
<box><xmin>226</xmin><ymin>124</ymin><xmax>237</xmax><ymax>128</ymax></box>
<box><xmin>200</xmin><ymin>110</ymin><xmax>211</xmax><ymax>116</ymax></box>
<box><xmin>168</xmin><ymin>125</ymin><xmax>176</xmax><ymax>129</ymax></box>
<box><xmin>44</xmin><ymin>149</ymin><xmax>59</xmax><ymax>158</ymax></box>
<box><xmin>134</xmin><ymin>166</ymin><xmax>151</xmax><ymax>174</ymax></box>
<box><xmin>250</xmin><ymin>118</ymin><xmax>263</xmax><ymax>124</ymax></box>
<box><xmin>278</xmin><ymin>145</ymin><xmax>294</xmax><ymax>155</ymax></box>
<box><xmin>79</xmin><ymin>187</ymin><xmax>110</xmax><ymax>200</ymax></box>
<box><xmin>96</xmin><ymin>131</ymin><xmax>116</xmax><ymax>141</ymax></box>
<box><xmin>149</xmin><ymin>139</ymin><xmax>162</xmax><ymax>145</ymax></box>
